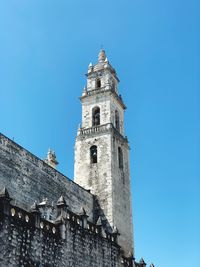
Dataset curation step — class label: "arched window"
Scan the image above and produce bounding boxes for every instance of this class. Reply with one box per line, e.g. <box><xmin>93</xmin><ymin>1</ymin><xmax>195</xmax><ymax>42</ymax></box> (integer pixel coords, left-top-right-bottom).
<box><xmin>115</xmin><ymin>110</ymin><xmax>120</xmax><ymax>131</ymax></box>
<box><xmin>118</xmin><ymin>147</ymin><xmax>123</xmax><ymax>169</ymax></box>
<box><xmin>90</xmin><ymin>145</ymin><xmax>97</xmax><ymax>163</ymax></box>
<box><xmin>96</xmin><ymin>78</ymin><xmax>101</xmax><ymax>88</ymax></box>
<box><xmin>92</xmin><ymin>106</ymin><xmax>100</xmax><ymax>126</ymax></box>
<box><xmin>110</xmin><ymin>78</ymin><xmax>115</xmax><ymax>92</ymax></box>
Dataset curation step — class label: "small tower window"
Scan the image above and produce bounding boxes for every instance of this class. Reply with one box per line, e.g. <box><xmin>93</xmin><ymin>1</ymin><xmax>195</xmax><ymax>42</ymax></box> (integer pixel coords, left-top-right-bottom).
<box><xmin>115</xmin><ymin>110</ymin><xmax>120</xmax><ymax>131</ymax></box>
<box><xmin>92</xmin><ymin>106</ymin><xmax>100</xmax><ymax>126</ymax></box>
<box><xmin>111</xmin><ymin>78</ymin><xmax>115</xmax><ymax>92</ymax></box>
<box><xmin>90</xmin><ymin>145</ymin><xmax>97</xmax><ymax>164</ymax></box>
<box><xmin>118</xmin><ymin>147</ymin><xmax>123</xmax><ymax>169</ymax></box>
<box><xmin>96</xmin><ymin>78</ymin><xmax>101</xmax><ymax>88</ymax></box>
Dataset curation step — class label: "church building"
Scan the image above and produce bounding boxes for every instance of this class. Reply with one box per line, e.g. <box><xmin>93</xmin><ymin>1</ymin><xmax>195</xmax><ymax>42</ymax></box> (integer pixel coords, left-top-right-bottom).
<box><xmin>0</xmin><ymin>50</ymin><xmax>153</xmax><ymax>267</ymax></box>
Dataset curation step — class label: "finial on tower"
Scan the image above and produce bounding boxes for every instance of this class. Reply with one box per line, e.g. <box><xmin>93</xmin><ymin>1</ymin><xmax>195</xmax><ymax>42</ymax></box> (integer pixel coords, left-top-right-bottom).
<box><xmin>98</xmin><ymin>49</ymin><xmax>106</xmax><ymax>63</ymax></box>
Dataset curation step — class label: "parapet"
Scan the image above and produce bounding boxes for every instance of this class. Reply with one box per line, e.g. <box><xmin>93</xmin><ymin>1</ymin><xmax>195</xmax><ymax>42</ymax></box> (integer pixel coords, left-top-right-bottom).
<box><xmin>0</xmin><ymin>187</ymin><xmax>134</xmax><ymax>267</ymax></box>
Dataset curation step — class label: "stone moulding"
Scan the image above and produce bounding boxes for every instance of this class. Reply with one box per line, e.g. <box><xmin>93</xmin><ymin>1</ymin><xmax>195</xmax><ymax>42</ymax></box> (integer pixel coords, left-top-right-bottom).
<box><xmin>77</xmin><ymin>122</ymin><xmax>129</xmax><ymax>148</ymax></box>
<box><xmin>80</xmin><ymin>87</ymin><xmax>126</xmax><ymax>110</ymax></box>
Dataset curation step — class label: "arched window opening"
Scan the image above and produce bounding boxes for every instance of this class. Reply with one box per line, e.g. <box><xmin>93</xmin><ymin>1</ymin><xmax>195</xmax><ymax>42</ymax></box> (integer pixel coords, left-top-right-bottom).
<box><xmin>115</xmin><ymin>110</ymin><xmax>120</xmax><ymax>131</ymax></box>
<box><xmin>111</xmin><ymin>78</ymin><xmax>115</xmax><ymax>92</ymax></box>
<box><xmin>96</xmin><ymin>78</ymin><xmax>101</xmax><ymax>88</ymax></box>
<box><xmin>118</xmin><ymin>147</ymin><xmax>123</xmax><ymax>169</ymax></box>
<box><xmin>92</xmin><ymin>106</ymin><xmax>100</xmax><ymax>126</ymax></box>
<box><xmin>90</xmin><ymin>145</ymin><xmax>97</xmax><ymax>164</ymax></box>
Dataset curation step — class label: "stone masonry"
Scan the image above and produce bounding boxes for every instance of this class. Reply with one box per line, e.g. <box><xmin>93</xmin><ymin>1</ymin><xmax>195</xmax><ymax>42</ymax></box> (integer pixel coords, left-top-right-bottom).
<box><xmin>0</xmin><ymin>133</ymin><xmax>94</xmax><ymax>221</ymax></box>
<box><xmin>0</xmin><ymin>50</ymin><xmax>153</xmax><ymax>267</ymax></box>
<box><xmin>0</xmin><ymin>188</ymin><xmax>126</xmax><ymax>267</ymax></box>
<box><xmin>0</xmin><ymin>133</ymin><xmax>135</xmax><ymax>267</ymax></box>
<box><xmin>74</xmin><ymin>50</ymin><xmax>133</xmax><ymax>256</ymax></box>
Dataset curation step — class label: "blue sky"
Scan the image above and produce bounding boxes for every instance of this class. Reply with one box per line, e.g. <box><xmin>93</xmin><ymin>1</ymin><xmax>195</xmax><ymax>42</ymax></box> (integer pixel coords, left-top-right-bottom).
<box><xmin>0</xmin><ymin>0</ymin><xmax>199</xmax><ymax>266</ymax></box>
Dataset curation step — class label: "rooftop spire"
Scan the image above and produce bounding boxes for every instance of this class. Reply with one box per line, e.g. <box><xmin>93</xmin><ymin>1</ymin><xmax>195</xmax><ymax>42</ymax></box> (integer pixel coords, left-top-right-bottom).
<box><xmin>98</xmin><ymin>49</ymin><xmax>106</xmax><ymax>63</ymax></box>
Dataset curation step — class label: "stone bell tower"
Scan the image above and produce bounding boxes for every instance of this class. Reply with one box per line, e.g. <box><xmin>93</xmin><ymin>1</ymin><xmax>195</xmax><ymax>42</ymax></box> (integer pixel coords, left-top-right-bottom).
<box><xmin>74</xmin><ymin>50</ymin><xmax>134</xmax><ymax>256</ymax></box>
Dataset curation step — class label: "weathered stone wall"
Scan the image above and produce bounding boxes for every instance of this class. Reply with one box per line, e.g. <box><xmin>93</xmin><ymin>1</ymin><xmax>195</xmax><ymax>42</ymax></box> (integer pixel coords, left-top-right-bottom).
<box><xmin>81</xmin><ymin>92</ymin><xmax>111</xmax><ymax>128</ymax></box>
<box><xmin>74</xmin><ymin>127</ymin><xmax>133</xmax><ymax>256</ymax></box>
<box><xmin>75</xmin><ymin>67</ymin><xmax>133</xmax><ymax>256</ymax></box>
<box><xmin>86</xmin><ymin>67</ymin><xmax>118</xmax><ymax>94</ymax></box>
<box><xmin>0</xmin><ymin>193</ymin><xmax>130</xmax><ymax>267</ymax></box>
<box><xmin>110</xmin><ymin>97</ymin><xmax>125</xmax><ymax>135</ymax></box>
<box><xmin>0</xmin><ymin>133</ymin><xmax>94</xmax><ymax>221</ymax></box>
<box><xmin>111</xmin><ymin>134</ymin><xmax>134</xmax><ymax>256</ymax></box>
<box><xmin>74</xmin><ymin>132</ymin><xmax>113</xmax><ymax>224</ymax></box>
<box><xmin>81</xmin><ymin>92</ymin><xmax>124</xmax><ymax>135</ymax></box>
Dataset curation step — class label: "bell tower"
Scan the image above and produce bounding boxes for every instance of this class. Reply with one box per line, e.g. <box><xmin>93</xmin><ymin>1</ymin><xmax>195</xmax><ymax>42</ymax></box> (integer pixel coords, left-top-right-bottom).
<box><xmin>74</xmin><ymin>50</ymin><xmax>134</xmax><ymax>256</ymax></box>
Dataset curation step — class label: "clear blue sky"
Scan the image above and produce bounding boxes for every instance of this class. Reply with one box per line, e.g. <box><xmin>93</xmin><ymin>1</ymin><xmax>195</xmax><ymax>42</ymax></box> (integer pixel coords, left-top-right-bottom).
<box><xmin>0</xmin><ymin>1</ymin><xmax>199</xmax><ymax>266</ymax></box>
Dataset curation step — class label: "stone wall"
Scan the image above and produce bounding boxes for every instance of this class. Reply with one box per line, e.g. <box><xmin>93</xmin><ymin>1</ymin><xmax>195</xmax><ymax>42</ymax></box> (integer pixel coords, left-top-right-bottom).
<box><xmin>74</xmin><ymin>132</ymin><xmax>113</xmax><ymax>224</ymax></box>
<box><xmin>0</xmin><ymin>133</ymin><xmax>94</xmax><ymax>221</ymax></box>
<box><xmin>111</xmin><ymin>133</ymin><xmax>134</xmax><ymax>256</ymax></box>
<box><xmin>81</xmin><ymin>92</ymin><xmax>111</xmax><ymax>128</ymax></box>
<box><xmin>81</xmin><ymin>91</ymin><xmax>125</xmax><ymax>135</ymax></box>
<box><xmin>0</xmin><ymin>190</ymin><xmax>133</xmax><ymax>267</ymax></box>
<box><xmin>74</xmin><ymin>126</ymin><xmax>133</xmax><ymax>256</ymax></box>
